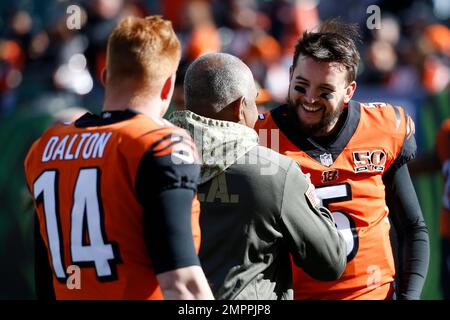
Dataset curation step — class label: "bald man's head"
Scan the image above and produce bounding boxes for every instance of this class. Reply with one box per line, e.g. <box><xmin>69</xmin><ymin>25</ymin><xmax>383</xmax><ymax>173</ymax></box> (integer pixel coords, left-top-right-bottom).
<box><xmin>184</xmin><ymin>53</ymin><xmax>258</xmax><ymax>124</ymax></box>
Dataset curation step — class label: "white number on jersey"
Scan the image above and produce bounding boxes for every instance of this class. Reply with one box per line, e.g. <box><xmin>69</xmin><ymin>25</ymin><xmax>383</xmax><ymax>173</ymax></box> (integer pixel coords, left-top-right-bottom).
<box><xmin>33</xmin><ymin>168</ymin><xmax>117</xmax><ymax>280</ymax></box>
<box><xmin>314</xmin><ymin>183</ymin><xmax>359</xmax><ymax>261</ymax></box>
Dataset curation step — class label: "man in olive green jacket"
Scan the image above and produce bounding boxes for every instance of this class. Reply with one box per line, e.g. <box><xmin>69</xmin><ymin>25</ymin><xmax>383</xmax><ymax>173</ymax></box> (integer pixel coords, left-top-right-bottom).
<box><xmin>169</xmin><ymin>53</ymin><xmax>346</xmax><ymax>300</ymax></box>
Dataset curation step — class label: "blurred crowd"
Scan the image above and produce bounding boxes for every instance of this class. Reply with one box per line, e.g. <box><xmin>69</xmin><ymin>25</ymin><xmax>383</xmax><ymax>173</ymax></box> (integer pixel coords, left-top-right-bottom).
<box><xmin>0</xmin><ymin>0</ymin><xmax>448</xmax><ymax>300</ymax></box>
<box><xmin>0</xmin><ymin>0</ymin><xmax>449</xmax><ymax>115</ymax></box>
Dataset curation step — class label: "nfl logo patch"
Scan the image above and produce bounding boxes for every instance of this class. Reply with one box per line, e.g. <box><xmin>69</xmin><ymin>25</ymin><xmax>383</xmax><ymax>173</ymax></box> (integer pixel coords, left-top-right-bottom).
<box><xmin>320</xmin><ymin>153</ymin><xmax>333</xmax><ymax>167</ymax></box>
<box><xmin>258</xmin><ymin>114</ymin><xmax>265</xmax><ymax>120</ymax></box>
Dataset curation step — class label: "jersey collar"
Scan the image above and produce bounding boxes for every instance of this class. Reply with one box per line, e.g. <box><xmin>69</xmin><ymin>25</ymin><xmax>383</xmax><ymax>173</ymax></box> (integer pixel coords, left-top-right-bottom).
<box><xmin>75</xmin><ymin>109</ymin><xmax>140</xmax><ymax>128</ymax></box>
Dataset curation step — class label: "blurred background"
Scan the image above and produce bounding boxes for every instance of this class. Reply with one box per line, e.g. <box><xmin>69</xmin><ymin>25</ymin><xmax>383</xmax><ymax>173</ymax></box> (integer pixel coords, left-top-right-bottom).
<box><xmin>0</xmin><ymin>0</ymin><xmax>448</xmax><ymax>299</ymax></box>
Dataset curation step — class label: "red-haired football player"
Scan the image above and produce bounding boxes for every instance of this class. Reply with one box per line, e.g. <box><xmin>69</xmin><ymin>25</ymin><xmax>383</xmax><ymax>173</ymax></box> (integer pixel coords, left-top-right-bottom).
<box><xmin>24</xmin><ymin>16</ymin><xmax>213</xmax><ymax>300</ymax></box>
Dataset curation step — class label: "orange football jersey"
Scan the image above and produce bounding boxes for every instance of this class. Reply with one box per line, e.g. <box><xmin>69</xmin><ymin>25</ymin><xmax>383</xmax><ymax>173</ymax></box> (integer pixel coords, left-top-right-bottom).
<box><xmin>437</xmin><ymin>119</ymin><xmax>450</xmax><ymax>239</ymax></box>
<box><xmin>24</xmin><ymin>110</ymin><xmax>201</xmax><ymax>299</ymax></box>
<box><xmin>255</xmin><ymin>101</ymin><xmax>416</xmax><ymax>300</ymax></box>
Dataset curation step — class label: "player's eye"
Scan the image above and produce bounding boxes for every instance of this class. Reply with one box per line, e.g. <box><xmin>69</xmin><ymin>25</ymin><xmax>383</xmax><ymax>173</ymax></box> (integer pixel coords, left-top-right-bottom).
<box><xmin>294</xmin><ymin>85</ymin><xmax>306</xmax><ymax>94</ymax></box>
<box><xmin>320</xmin><ymin>92</ymin><xmax>334</xmax><ymax>100</ymax></box>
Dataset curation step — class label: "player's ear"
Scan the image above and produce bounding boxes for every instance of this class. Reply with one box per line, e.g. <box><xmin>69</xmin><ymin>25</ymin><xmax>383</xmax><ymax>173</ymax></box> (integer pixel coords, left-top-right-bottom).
<box><xmin>235</xmin><ymin>96</ymin><xmax>246</xmax><ymax>123</ymax></box>
<box><xmin>289</xmin><ymin>65</ymin><xmax>294</xmax><ymax>81</ymax></box>
<box><xmin>161</xmin><ymin>73</ymin><xmax>176</xmax><ymax>101</ymax></box>
<box><xmin>101</xmin><ymin>68</ymin><xmax>107</xmax><ymax>87</ymax></box>
<box><xmin>343</xmin><ymin>81</ymin><xmax>357</xmax><ymax>103</ymax></box>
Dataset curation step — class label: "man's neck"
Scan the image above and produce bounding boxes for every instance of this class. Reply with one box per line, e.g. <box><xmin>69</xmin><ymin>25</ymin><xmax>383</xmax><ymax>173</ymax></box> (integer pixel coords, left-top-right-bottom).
<box><xmin>308</xmin><ymin>109</ymin><xmax>347</xmax><ymax>149</ymax></box>
<box><xmin>103</xmin><ymin>94</ymin><xmax>163</xmax><ymax>119</ymax></box>
<box><xmin>315</xmin><ymin>109</ymin><xmax>347</xmax><ymax>138</ymax></box>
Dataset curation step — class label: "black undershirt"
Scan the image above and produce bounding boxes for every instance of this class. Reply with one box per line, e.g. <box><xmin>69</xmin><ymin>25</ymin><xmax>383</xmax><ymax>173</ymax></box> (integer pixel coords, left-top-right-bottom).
<box><xmin>384</xmin><ymin>165</ymin><xmax>429</xmax><ymax>300</ymax></box>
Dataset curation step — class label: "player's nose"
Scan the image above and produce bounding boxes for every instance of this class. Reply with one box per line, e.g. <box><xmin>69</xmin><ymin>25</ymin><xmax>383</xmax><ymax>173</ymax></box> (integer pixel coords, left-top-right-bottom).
<box><xmin>303</xmin><ymin>89</ymin><xmax>318</xmax><ymax>104</ymax></box>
